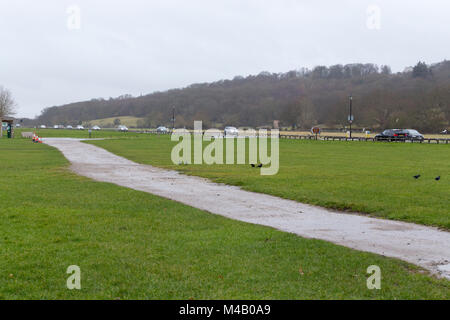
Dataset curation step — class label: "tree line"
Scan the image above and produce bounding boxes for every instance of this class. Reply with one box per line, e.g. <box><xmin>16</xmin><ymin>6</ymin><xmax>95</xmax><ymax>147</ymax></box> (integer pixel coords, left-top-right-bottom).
<box><xmin>36</xmin><ymin>61</ymin><xmax>450</xmax><ymax>133</ymax></box>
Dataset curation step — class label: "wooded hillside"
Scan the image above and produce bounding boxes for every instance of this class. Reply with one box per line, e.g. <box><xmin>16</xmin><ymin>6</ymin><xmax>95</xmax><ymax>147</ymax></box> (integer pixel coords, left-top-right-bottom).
<box><xmin>37</xmin><ymin>61</ymin><xmax>450</xmax><ymax>132</ymax></box>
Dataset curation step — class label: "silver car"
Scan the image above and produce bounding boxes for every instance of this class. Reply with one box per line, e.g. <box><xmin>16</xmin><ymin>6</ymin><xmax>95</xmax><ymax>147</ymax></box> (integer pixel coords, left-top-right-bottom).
<box><xmin>157</xmin><ymin>126</ymin><xmax>169</xmax><ymax>133</ymax></box>
<box><xmin>224</xmin><ymin>126</ymin><xmax>239</xmax><ymax>137</ymax></box>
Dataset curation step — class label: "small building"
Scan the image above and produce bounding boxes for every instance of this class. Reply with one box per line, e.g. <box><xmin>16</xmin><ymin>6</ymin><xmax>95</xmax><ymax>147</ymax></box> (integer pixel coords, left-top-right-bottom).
<box><xmin>0</xmin><ymin>117</ymin><xmax>15</xmax><ymax>138</ymax></box>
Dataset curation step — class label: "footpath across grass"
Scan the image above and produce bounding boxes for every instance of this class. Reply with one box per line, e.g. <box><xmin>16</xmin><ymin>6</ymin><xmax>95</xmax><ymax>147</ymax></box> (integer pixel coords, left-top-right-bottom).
<box><xmin>88</xmin><ymin>136</ymin><xmax>450</xmax><ymax>230</ymax></box>
<box><xmin>0</xmin><ymin>139</ymin><xmax>449</xmax><ymax>299</ymax></box>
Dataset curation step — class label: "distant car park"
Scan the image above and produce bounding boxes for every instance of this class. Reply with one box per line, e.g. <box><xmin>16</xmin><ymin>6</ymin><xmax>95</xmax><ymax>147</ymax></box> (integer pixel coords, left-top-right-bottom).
<box><xmin>66</xmin><ymin>125</ymin><xmax>73</xmax><ymax>129</ymax></box>
<box><xmin>375</xmin><ymin>129</ymin><xmax>424</xmax><ymax>141</ymax></box>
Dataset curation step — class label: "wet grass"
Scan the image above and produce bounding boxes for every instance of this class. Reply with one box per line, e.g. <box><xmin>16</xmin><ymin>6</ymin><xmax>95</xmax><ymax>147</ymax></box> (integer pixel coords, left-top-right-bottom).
<box><xmin>88</xmin><ymin>136</ymin><xmax>450</xmax><ymax>229</ymax></box>
<box><xmin>0</xmin><ymin>139</ymin><xmax>449</xmax><ymax>299</ymax></box>
<box><xmin>14</xmin><ymin>128</ymin><xmax>143</xmax><ymax>139</ymax></box>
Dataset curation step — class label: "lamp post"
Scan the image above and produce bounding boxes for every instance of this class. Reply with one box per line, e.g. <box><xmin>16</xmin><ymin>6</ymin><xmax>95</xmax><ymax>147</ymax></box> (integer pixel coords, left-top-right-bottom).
<box><xmin>171</xmin><ymin>107</ymin><xmax>175</xmax><ymax>132</ymax></box>
<box><xmin>348</xmin><ymin>95</ymin><xmax>353</xmax><ymax>139</ymax></box>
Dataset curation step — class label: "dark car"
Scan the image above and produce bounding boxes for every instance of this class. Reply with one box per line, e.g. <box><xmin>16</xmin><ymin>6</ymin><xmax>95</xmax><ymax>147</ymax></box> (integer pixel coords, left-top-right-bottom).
<box><xmin>404</xmin><ymin>129</ymin><xmax>425</xmax><ymax>141</ymax></box>
<box><xmin>375</xmin><ymin>129</ymin><xmax>424</xmax><ymax>141</ymax></box>
<box><xmin>375</xmin><ymin>129</ymin><xmax>406</xmax><ymax>141</ymax></box>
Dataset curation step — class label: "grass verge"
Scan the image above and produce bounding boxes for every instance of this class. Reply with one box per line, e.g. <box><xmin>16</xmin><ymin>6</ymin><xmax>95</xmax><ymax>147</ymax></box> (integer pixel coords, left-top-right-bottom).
<box><xmin>14</xmin><ymin>128</ymin><xmax>143</xmax><ymax>139</ymax></box>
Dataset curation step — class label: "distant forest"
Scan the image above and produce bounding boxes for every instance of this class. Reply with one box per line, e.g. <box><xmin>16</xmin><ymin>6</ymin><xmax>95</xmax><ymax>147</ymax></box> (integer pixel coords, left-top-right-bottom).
<box><xmin>37</xmin><ymin>61</ymin><xmax>450</xmax><ymax>132</ymax></box>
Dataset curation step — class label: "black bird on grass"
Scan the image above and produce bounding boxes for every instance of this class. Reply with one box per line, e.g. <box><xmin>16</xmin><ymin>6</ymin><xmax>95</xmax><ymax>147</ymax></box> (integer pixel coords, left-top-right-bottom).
<box><xmin>251</xmin><ymin>164</ymin><xmax>255</xmax><ymax>168</ymax></box>
<box><xmin>257</xmin><ymin>164</ymin><xmax>263</xmax><ymax>168</ymax></box>
<box><xmin>435</xmin><ymin>176</ymin><xmax>441</xmax><ymax>181</ymax></box>
<box><xmin>413</xmin><ymin>174</ymin><xmax>421</xmax><ymax>179</ymax></box>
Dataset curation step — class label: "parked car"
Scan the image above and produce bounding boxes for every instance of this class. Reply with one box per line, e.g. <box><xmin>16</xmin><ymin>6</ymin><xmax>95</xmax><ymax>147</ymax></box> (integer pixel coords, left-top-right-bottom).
<box><xmin>66</xmin><ymin>125</ymin><xmax>73</xmax><ymax>129</ymax></box>
<box><xmin>15</xmin><ymin>124</ymin><xmax>21</xmax><ymax>128</ymax></box>
<box><xmin>156</xmin><ymin>126</ymin><xmax>169</xmax><ymax>133</ymax></box>
<box><xmin>118</xmin><ymin>125</ymin><xmax>128</xmax><ymax>132</ymax></box>
<box><xmin>76</xmin><ymin>125</ymin><xmax>85</xmax><ymax>130</ymax></box>
<box><xmin>40</xmin><ymin>125</ymin><xmax>46</xmax><ymax>129</ymax></box>
<box><xmin>404</xmin><ymin>129</ymin><xmax>425</xmax><ymax>141</ymax></box>
<box><xmin>224</xmin><ymin>126</ymin><xmax>239</xmax><ymax>137</ymax></box>
<box><xmin>375</xmin><ymin>129</ymin><xmax>424</xmax><ymax>141</ymax></box>
<box><xmin>92</xmin><ymin>125</ymin><xmax>101</xmax><ymax>131</ymax></box>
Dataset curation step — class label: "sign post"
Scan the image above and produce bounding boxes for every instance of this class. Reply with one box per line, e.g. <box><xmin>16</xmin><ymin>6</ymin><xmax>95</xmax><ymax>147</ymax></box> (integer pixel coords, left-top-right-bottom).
<box><xmin>311</xmin><ymin>127</ymin><xmax>321</xmax><ymax>140</ymax></box>
<box><xmin>348</xmin><ymin>95</ymin><xmax>354</xmax><ymax>139</ymax></box>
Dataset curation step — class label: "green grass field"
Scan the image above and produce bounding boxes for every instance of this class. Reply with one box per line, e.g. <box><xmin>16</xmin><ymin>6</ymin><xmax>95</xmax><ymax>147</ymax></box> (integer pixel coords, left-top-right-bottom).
<box><xmin>14</xmin><ymin>128</ymin><xmax>143</xmax><ymax>139</ymax></box>
<box><xmin>88</xmin><ymin>136</ymin><xmax>450</xmax><ymax>229</ymax></box>
<box><xmin>1</xmin><ymin>139</ymin><xmax>449</xmax><ymax>299</ymax></box>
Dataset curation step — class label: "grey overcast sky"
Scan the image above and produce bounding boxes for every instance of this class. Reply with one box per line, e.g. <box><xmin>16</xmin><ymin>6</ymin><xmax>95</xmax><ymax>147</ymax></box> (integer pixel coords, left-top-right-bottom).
<box><xmin>1</xmin><ymin>0</ymin><xmax>449</xmax><ymax>118</ymax></box>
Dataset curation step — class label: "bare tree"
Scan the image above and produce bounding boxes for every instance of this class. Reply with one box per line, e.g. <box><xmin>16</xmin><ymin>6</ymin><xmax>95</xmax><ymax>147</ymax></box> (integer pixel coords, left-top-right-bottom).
<box><xmin>0</xmin><ymin>86</ymin><xmax>17</xmax><ymax>117</ymax></box>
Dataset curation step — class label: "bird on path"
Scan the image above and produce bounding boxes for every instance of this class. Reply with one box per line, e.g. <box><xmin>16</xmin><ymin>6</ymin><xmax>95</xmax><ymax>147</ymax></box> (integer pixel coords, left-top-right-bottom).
<box><xmin>435</xmin><ymin>176</ymin><xmax>441</xmax><ymax>181</ymax></box>
<box><xmin>413</xmin><ymin>175</ymin><xmax>421</xmax><ymax>179</ymax></box>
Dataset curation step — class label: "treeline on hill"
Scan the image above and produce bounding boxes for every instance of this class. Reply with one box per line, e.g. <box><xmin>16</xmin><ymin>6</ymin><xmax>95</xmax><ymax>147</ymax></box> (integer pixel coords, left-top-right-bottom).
<box><xmin>37</xmin><ymin>61</ymin><xmax>450</xmax><ymax>132</ymax></box>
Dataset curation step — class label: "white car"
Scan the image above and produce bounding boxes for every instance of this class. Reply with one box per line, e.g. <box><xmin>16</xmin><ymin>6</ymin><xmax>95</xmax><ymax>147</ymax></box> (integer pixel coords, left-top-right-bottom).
<box><xmin>92</xmin><ymin>125</ymin><xmax>101</xmax><ymax>131</ymax></box>
<box><xmin>40</xmin><ymin>125</ymin><xmax>47</xmax><ymax>129</ymax></box>
<box><xmin>157</xmin><ymin>126</ymin><xmax>169</xmax><ymax>133</ymax></box>
<box><xmin>118</xmin><ymin>125</ymin><xmax>128</xmax><ymax>132</ymax></box>
<box><xmin>224</xmin><ymin>126</ymin><xmax>239</xmax><ymax>137</ymax></box>
<box><xmin>76</xmin><ymin>125</ymin><xmax>85</xmax><ymax>130</ymax></box>
<box><xmin>66</xmin><ymin>125</ymin><xmax>73</xmax><ymax>129</ymax></box>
